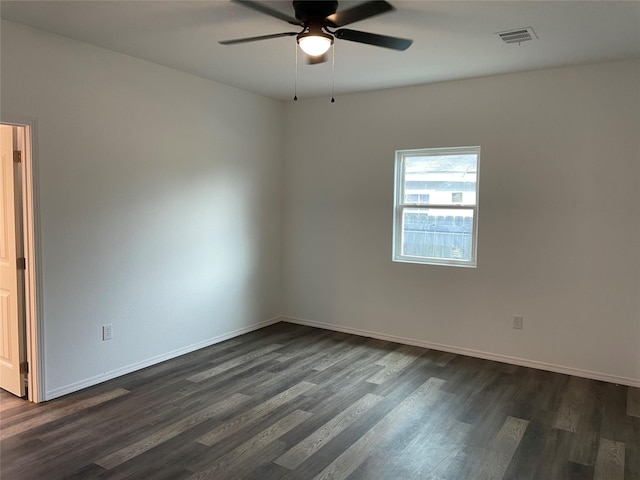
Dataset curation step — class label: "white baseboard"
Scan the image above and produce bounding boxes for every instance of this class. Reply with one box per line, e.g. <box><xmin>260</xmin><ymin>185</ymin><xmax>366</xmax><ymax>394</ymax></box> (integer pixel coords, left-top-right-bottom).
<box><xmin>281</xmin><ymin>315</ymin><xmax>640</xmax><ymax>388</ymax></box>
<box><xmin>45</xmin><ymin>317</ymin><xmax>282</xmax><ymax>400</ymax></box>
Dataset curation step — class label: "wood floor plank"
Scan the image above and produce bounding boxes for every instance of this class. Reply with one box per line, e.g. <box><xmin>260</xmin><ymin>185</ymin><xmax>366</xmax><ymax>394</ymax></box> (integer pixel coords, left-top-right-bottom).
<box><xmin>135</xmin><ymin>338</ymin><xmax>244</xmax><ymax>379</ymax></box>
<box><xmin>276</xmin><ymin>376</ymin><xmax>379</xmax><ymax>454</ymax></box>
<box><xmin>273</xmin><ymin>329</ymin><xmax>335</xmax><ymax>363</ymax></box>
<box><xmin>311</xmin><ymin>377</ymin><xmax>445</xmax><ymax>480</ymax></box>
<box><xmin>476</xmin><ymin>416</ymin><xmax>529</xmax><ymax>480</ymax></box>
<box><xmin>246</xmin><ymin>462</ymin><xmax>293</xmax><ymax>480</ymax></box>
<box><xmin>462</xmin><ymin>380</ymin><xmax>518</xmax><ymax>449</ymax></box>
<box><xmin>0</xmin><ymin>388</ymin><xmax>129</xmax><ymax>440</ymax></box>
<box><xmin>444</xmin><ymin>361</ymin><xmax>497</xmax><ymax>398</ymax></box>
<box><xmin>567</xmin><ymin>461</ymin><xmax>595</xmax><ymax>480</ymax></box>
<box><xmin>266</xmin><ymin>337</ymin><xmax>355</xmax><ymax>375</ymax></box>
<box><xmin>627</xmin><ymin>387</ymin><xmax>640</xmax><ymax>418</ymax></box>
<box><xmin>186</xmin><ymin>343</ymin><xmax>283</xmax><ymax>382</ymax></box>
<box><xmin>275</xmin><ymin>392</ymin><xmax>383</xmax><ymax>470</ymax></box>
<box><xmin>95</xmin><ymin>392</ymin><xmax>252</xmax><ymax>469</ymax></box>
<box><xmin>594</xmin><ymin>438</ymin><xmax>625</xmax><ymax>480</ymax></box>
<box><xmin>5</xmin><ymin>398</ymin><xmax>198</xmax><ymax>478</ymax></box>
<box><xmin>187</xmin><ymin>409</ymin><xmax>312</xmax><ymax>480</ymax></box>
<box><xmin>196</xmin><ymin>381</ymin><xmax>317</xmax><ymax>447</ymax></box>
<box><xmin>366</xmin><ymin>361</ymin><xmax>417</xmax><ymax>385</ymax></box>
<box><xmin>554</xmin><ymin>376</ymin><xmax>589</xmax><ymax>432</ymax></box>
<box><xmin>34</xmin><ymin>379</ymin><xmax>190</xmax><ymax>443</ymax></box>
<box><xmin>408</xmin><ymin>390</ymin><xmax>473</xmax><ymax>472</ymax></box>
<box><xmin>187</xmin><ymin>441</ymin><xmax>286</xmax><ymax>480</ymax></box>
<box><xmin>312</xmin><ymin>340</ymin><xmax>368</xmax><ymax>372</ymax></box>
<box><xmin>0</xmin><ymin>393</ymin><xmax>29</xmax><ymax>413</ymax></box>
<box><xmin>93</xmin><ymin>421</ymin><xmax>212</xmax><ymax>480</ymax></box>
<box><xmin>304</xmin><ymin>346</ymin><xmax>386</xmax><ymax>390</ymax></box>
<box><xmin>354</xmin><ymin>390</ymin><xmax>469</xmax><ymax>480</ymax></box>
<box><xmin>600</xmin><ymin>383</ymin><xmax>630</xmax><ymax>443</ymax></box>
<box><xmin>368</xmin><ymin>344</ymin><xmax>424</xmax><ymax>383</ymax></box>
<box><xmin>188</xmin><ymin>352</ymin><xmax>283</xmax><ymax>391</ymax></box>
<box><xmin>170</xmin><ymin>368</ymin><xmax>274</xmax><ymax>408</ymax></box>
<box><xmin>531</xmin><ymin>429</ymin><xmax>574</xmax><ymax>480</ymax></box>
<box><xmin>373</xmin><ymin>344</ymin><xmax>424</xmax><ymax>366</ymax></box>
<box><xmin>435</xmin><ymin>352</ymin><xmax>457</xmax><ymax>367</ymax></box>
<box><xmin>568</xmin><ymin>380</ymin><xmax>602</xmax><ymax>466</ymax></box>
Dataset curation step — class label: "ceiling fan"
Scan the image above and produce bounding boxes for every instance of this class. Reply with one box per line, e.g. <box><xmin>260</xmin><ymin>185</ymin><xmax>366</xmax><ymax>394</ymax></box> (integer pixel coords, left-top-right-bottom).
<box><xmin>219</xmin><ymin>0</ymin><xmax>412</xmax><ymax>64</ymax></box>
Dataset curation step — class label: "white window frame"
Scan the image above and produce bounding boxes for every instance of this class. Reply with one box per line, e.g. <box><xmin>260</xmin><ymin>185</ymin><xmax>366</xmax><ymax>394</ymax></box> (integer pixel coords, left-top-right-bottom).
<box><xmin>393</xmin><ymin>146</ymin><xmax>480</xmax><ymax>267</ymax></box>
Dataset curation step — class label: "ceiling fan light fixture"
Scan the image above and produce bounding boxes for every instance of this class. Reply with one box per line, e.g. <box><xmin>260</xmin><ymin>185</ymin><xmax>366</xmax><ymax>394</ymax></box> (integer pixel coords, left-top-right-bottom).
<box><xmin>297</xmin><ymin>31</ymin><xmax>333</xmax><ymax>56</ymax></box>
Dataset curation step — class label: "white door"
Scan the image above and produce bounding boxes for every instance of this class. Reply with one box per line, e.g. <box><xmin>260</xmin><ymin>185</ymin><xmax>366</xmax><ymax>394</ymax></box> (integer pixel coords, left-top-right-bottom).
<box><xmin>0</xmin><ymin>125</ymin><xmax>26</xmax><ymax>397</ymax></box>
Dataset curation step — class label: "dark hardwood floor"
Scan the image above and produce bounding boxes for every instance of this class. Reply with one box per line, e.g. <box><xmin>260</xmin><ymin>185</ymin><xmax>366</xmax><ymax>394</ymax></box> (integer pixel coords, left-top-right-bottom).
<box><xmin>1</xmin><ymin>322</ymin><xmax>638</xmax><ymax>479</ymax></box>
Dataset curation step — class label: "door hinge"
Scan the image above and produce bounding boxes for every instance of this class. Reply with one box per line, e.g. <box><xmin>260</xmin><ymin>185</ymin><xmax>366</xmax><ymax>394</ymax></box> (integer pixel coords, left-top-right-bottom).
<box><xmin>13</xmin><ymin>150</ymin><xmax>22</xmax><ymax>163</ymax></box>
<box><xmin>20</xmin><ymin>362</ymin><xmax>29</xmax><ymax>374</ymax></box>
<box><xmin>17</xmin><ymin>257</ymin><xmax>26</xmax><ymax>270</ymax></box>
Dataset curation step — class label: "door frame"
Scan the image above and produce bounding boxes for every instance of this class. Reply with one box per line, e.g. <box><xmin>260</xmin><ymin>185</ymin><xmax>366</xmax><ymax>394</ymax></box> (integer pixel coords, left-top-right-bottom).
<box><xmin>2</xmin><ymin>114</ymin><xmax>44</xmax><ymax>403</ymax></box>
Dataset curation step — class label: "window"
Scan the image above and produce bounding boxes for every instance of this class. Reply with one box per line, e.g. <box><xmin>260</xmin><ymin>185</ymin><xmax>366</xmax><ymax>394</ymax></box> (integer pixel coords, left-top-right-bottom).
<box><xmin>393</xmin><ymin>146</ymin><xmax>480</xmax><ymax>267</ymax></box>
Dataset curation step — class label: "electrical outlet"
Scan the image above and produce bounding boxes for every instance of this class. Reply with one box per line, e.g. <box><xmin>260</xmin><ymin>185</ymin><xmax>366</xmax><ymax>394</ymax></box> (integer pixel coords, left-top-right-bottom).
<box><xmin>513</xmin><ymin>316</ymin><xmax>524</xmax><ymax>330</ymax></box>
<box><xmin>102</xmin><ymin>324</ymin><xmax>113</xmax><ymax>341</ymax></box>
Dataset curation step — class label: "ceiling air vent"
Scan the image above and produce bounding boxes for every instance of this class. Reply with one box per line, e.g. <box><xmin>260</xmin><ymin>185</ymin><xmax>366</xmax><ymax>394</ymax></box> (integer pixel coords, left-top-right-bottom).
<box><xmin>496</xmin><ymin>27</ymin><xmax>537</xmax><ymax>45</ymax></box>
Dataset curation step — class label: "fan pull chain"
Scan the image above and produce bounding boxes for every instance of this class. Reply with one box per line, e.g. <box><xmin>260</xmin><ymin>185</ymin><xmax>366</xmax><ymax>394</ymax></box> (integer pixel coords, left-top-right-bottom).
<box><xmin>294</xmin><ymin>42</ymin><xmax>298</xmax><ymax>102</ymax></box>
<box><xmin>331</xmin><ymin>43</ymin><xmax>336</xmax><ymax>103</ymax></box>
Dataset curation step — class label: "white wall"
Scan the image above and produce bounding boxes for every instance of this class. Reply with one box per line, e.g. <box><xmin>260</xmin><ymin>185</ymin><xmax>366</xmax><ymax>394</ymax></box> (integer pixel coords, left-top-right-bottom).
<box><xmin>1</xmin><ymin>21</ymin><xmax>284</xmax><ymax>399</ymax></box>
<box><xmin>283</xmin><ymin>60</ymin><xmax>640</xmax><ymax>385</ymax></box>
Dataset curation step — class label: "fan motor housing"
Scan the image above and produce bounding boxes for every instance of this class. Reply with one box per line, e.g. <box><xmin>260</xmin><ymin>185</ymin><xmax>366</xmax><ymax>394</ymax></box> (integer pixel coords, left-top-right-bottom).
<box><xmin>293</xmin><ymin>1</ymin><xmax>339</xmax><ymax>22</ymax></box>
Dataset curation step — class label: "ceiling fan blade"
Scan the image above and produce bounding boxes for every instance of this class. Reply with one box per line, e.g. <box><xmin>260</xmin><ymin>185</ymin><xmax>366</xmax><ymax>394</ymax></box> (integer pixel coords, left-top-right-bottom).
<box><xmin>326</xmin><ymin>1</ymin><xmax>394</xmax><ymax>28</ymax></box>
<box><xmin>231</xmin><ymin>0</ymin><xmax>302</xmax><ymax>26</ymax></box>
<box><xmin>335</xmin><ymin>29</ymin><xmax>412</xmax><ymax>51</ymax></box>
<box><xmin>219</xmin><ymin>32</ymin><xmax>298</xmax><ymax>45</ymax></box>
<box><xmin>307</xmin><ymin>53</ymin><xmax>328</xmax><ymax>65</ymax></box>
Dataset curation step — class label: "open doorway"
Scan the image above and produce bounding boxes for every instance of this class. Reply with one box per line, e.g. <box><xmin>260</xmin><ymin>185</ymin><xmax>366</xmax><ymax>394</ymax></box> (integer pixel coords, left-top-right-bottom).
<box><xmin>0</xmin><ymin>120</ymin><xmax>42</xmax><ymax>403</ymax></box>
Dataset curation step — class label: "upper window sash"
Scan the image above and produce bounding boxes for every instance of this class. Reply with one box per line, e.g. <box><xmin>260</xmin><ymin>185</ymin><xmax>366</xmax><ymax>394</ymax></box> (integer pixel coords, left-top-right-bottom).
<box><xmin>396</xmin><ymin>146</ymin><xmax>479</xmax><ymax>210</ymax></box>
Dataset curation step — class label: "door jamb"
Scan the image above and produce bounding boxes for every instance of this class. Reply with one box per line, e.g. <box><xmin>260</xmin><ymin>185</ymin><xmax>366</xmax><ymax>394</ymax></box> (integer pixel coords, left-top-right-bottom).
<box><xmin>2</xmin><ymin>114</ymin><xmax>44</xmax><ymax>403</ymax></box>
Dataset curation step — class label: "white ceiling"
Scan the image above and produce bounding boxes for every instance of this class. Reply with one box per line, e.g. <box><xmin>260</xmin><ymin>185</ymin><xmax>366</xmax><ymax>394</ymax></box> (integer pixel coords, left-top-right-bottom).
<box><xmin>2</xmin><ymin>1</ymin><xmax>639</xmax><ymax>100</ymax></box>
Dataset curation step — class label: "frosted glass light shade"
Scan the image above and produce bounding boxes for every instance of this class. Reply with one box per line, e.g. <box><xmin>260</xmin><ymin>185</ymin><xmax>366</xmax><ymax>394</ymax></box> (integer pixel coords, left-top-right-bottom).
<box><xmin>298</xmin><ymin>35</ymin><xmax>332</xmax><ymax>56</ymax></box>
